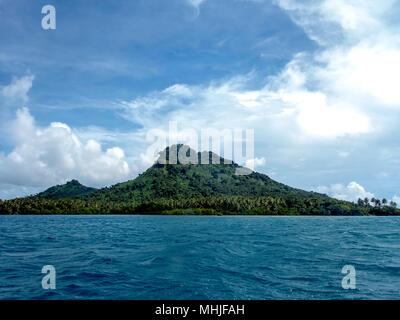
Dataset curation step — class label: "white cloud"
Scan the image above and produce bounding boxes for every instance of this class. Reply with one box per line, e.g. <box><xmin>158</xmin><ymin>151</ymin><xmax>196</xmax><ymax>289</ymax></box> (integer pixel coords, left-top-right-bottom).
<box><xmin>185</xmin><ymin>0</ymin><xmax>207</xmax><ymax>16</ymax></box>
<box><xmin>273</xmin><ymin>0</ymin><xmax>400</xmax><ymax>109</ymax></box>
<box><xmin>187</xmin><ymin>0</ymin><xmax>206</xmax><ymax>10</ymax></box>
<box><xmin>1</xmin><ymin>75</ymin><xmax>34</xmax><ymax>104</ymax></box>
<box><xmin>295</xmin><ymin>94</ymin><xmax>370</xmax><ymax>138</ymax></box>
<box><xmin>274</xmin><ymin>0</ymin><xmax>396</xmax><ymax>44</ymax></box>
<box><xmin>245</xmin><ymin>157</ymin><xmax>266</xmax><ymax>170</ymax></box>
<box><xmin>320</xmin><ymin>0</ymin><xmax>378</xmax><ymax>32</ymax></box>
<box><xmin>393</xmin><ymin>196</ymin><xmax>400</xmax><ymax>204</ymax></box>
<box><xmin>121</xmin><ymin>61</ymin><xmax>370</xmax><ymax>140</ymax></box>
<box><xmin>0</xmin><ymin>103</ymin><xmax>133</xmax><ymax>193</ymax></box>
<box><xmin>269</xmin><ymin>64</ymin><xmax>371</xmax><ymax>137</ymax></box>
<box><xmin>120</xmin><ymin>77</ymin><xmax>258</xmax><ymax>135</ymax></box>
<box><xmin>315</xmin><ymin>181</ymin><xmax>374</xmax><ymax>202</ymax></box>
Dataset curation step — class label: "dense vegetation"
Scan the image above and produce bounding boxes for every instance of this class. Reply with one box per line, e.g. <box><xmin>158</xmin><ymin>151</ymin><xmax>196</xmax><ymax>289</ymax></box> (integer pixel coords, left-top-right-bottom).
<box><xmin>35</xmin><ymin>179</ymin><xmax>97</xmax><ymax>199</ymax></box>
<box><xmin>0</xmin><ymin>195</ymin><xmax>398</xmax><ymax>216</ymax></box>
<box><xmin>0</xmin><ymin>145</ymin><xmax>398</xmax><ymax>216</ymax></box>
<box><xmin>82</xmin><ymin>162</ymin><xmax>325</xmax><ymax>203</ymax></box>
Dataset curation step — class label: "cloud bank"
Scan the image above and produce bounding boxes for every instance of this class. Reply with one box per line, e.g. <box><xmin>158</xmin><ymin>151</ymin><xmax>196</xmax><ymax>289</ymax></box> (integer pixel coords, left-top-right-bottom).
<box><xmin>316</xmin><ymin>181</ymin><xmax>374</xmax><ymax>202</ymax></box>
<box><xmin>0</xmin><ymin>77</ymin><xmax>132</xmax><ymax>198</ymax></box>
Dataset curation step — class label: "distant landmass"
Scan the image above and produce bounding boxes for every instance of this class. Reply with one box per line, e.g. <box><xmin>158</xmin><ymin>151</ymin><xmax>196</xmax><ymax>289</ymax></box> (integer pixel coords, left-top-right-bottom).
<box><xmin>35</xmin><ymin>179</ymin><xmax>97</xmax><ymax>199</ymax></box>
<box><xmin>0</xmin><ymin>145</ymin><xmax>398</xmax><ymax>215</ymax></box>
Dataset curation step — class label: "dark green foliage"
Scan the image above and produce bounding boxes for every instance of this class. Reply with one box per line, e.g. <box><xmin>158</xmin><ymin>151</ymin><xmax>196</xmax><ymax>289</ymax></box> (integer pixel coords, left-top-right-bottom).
<box><xmin>0</xmin><ymin>145</ymin><xmax>398</xmax><ymax>216</ymax></box>
<box><xmin>81</xmin><ymin>146</ymin><xmax>328</xmax><ymax>203</ymax></box>
<box><xmin>34</xmin><ymin>179</ymin><xmax>97</xmax><ymax>199</ymax></box>
<box><xmin>1</xmin><ymin>195</ymin><xmax>398</xmax><ymax>216</ymax></box>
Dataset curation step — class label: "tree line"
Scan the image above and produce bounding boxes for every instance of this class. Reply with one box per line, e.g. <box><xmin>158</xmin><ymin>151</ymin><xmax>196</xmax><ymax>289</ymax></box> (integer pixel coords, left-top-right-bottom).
<box><xmin>357</xmin><ymin>197</ymin><xmax>397</xmax><ymax>209</ymax></box>
<box><xmin>1</xmin><ymin>196</ymin><xmax>399</xmax><ymax>216</ymax></box>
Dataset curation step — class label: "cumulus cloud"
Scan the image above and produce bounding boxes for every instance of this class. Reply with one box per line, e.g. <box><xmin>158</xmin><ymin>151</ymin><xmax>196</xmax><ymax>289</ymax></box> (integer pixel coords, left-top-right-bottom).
<box><xmin>315</xmin><ymin>181</ymin><xmax>375</xmax><ymax>202</ymax></box>
<box><xmin>0</xmin><ymin>107</ymin><xmax>131</xmax><ymax>191</ymax></box>
<box><xmin>121</xmin><ymin>59</ymin><xmax>371</xmax><ymax>143</ymax></box>
<box><xmin>273</xmin><ymin>0</ymin><xmax>400</xmax><ymax>109</ymax></box>
<box><xmin>120</xmin><ymin>79</ymin><xmax>247</xmax><ymax>129</ymax></box>
<box><xmin>1</xmin><ymin>75</ymin><xmax>34</xmax><ymax>104</ymax></box>
<box><xmin>0</xmin><ymin>76</ymin><xmax>134</xmax><ymax>196</ymax></box>
<box><xmin>274</xmin><ymin>0</ymin><xmax>396</xmax><ymax>44</ymax></box>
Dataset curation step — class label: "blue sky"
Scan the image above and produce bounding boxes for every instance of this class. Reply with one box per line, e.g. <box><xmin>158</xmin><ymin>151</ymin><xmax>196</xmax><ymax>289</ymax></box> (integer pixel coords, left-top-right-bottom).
<box><xmin>0</xmin><ymin>0</ymin><xmax>399</xmax><ymax>202</ymax></box>
<box><xmin>0</xmin><ymin>0</ymin><xmax>311</xmax><ymax>126</ymax></box>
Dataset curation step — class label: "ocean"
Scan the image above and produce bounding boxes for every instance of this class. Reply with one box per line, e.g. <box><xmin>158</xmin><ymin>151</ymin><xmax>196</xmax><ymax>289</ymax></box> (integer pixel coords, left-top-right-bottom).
<box><xmin>0</xmin><ymin>215</ymin><xmax>399</xmax><ymax>300</ymax></box>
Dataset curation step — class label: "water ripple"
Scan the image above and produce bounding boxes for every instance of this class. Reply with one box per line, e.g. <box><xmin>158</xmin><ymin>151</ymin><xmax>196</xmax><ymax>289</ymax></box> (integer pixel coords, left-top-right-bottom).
<box><xmin>0</xmin><ymin>215</ymin><xmax>399</xmax><ymax>299</ymax></box>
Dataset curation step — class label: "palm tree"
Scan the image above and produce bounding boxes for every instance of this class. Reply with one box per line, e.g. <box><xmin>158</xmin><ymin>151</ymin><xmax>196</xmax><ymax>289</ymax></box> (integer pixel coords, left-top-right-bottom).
<box><xmin>382</xmin><ymin>198</ymin><xmax>388</xmax><ymax>206</ymax></box>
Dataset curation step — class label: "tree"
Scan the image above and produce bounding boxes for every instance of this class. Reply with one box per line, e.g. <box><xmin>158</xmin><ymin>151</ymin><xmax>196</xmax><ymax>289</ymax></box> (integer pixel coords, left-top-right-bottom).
<box><xmin>382</xmin><ymin>198</ymin><xmax>388</xmax><ymax>206</ymax></box>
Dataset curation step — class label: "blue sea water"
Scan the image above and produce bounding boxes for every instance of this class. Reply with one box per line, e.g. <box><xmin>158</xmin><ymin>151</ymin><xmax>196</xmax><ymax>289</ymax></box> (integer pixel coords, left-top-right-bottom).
<box><xmin>0</xmin><ymin>215</ymin><xmax>399</xmax><ymax>300</ymax></box>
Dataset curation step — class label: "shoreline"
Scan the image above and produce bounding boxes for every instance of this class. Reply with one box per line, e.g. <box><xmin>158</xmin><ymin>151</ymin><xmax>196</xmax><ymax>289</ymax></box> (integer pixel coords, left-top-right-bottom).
<box><xmin>1</xmin><ymin>213</ymin><xmax>399</xmax><ymax>216</ymax></box>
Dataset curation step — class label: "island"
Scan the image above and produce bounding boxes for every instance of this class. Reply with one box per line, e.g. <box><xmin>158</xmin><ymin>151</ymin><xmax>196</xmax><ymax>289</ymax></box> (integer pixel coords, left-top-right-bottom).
<box><xmin>0</xmin><ymin>145</ymin><xmax>398</xmax><ymax>216</ymax></box>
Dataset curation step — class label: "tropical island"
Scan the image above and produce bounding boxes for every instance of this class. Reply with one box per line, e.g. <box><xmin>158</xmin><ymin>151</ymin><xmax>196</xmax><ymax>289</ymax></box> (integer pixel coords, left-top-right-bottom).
<box><xmin>0</xmin><ymin>145</ymin><xmax>398</xmax><ymax>216</ymax></box>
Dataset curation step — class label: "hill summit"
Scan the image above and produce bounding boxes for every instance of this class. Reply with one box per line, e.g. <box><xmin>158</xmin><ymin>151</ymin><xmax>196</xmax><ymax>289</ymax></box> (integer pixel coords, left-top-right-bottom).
<box><xmin>83</xmin><ymin>144</ymin><xmax>324</xmax><ymax>203</ymax></box>
<box><xmin>35</xmin><ymin>179</ymin><xmax>97</xmax><ymax>199</ymax></box>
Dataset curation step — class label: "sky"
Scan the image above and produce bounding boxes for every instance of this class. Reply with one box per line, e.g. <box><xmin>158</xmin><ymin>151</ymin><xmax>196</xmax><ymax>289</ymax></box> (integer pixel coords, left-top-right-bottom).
<box><xmin>0</xmin><ymin>0</ymin><xmax>399</xmax><ymax>202</ymax></box>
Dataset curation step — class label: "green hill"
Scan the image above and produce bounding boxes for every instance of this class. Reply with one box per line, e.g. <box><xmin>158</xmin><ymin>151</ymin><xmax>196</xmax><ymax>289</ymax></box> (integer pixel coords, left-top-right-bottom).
<box><xmin>84</xmin><ymin>144</ymin><xmax>326</xmax><ymax>203</ymax></box>
<box><xmin>35</xmin><ymin>179</ymin><xmax>97</xmax><ymax>199</ymax></box>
